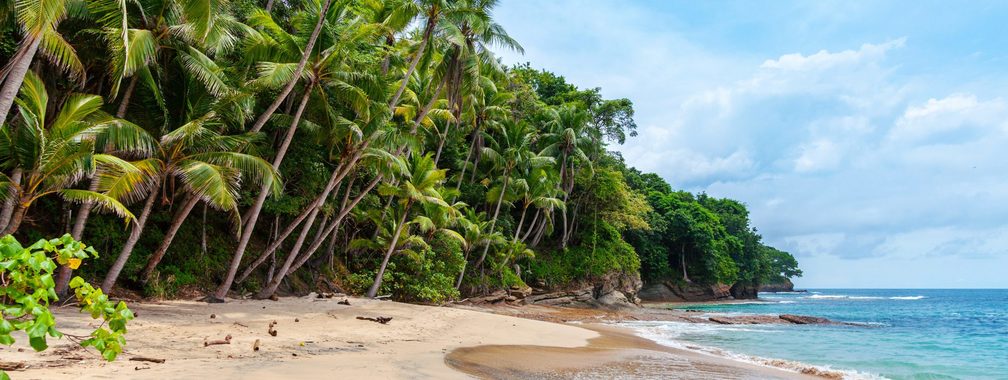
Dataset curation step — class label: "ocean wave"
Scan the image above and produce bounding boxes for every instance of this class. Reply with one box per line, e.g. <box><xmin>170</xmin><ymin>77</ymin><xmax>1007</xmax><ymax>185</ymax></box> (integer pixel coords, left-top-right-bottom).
<box><xmin>802</xmin><ymin>294</ymin><xmax>925</xmax><ymax>301</ymax></box>
<box><xmin>617</xmin><ymin>321</ymin><xmax>888</xmax><ymax>380</ymax></box>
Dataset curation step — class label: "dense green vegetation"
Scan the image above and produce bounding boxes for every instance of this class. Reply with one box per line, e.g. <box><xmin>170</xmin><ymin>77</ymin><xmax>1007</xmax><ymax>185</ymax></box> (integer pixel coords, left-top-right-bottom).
<box><xmin>0</xmin><ymin>0</ymin><xmax>800</xmax><ymax>305</ymax></box>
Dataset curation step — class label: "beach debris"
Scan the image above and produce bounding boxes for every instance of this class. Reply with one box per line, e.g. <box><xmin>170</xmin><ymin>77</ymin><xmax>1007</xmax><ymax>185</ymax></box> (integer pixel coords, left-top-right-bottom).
<box><xmin>268</xmin><ymin>320</ymin><xmax>278</xmax><ymax>336</ymax></box>
<box><xmin>338</xmin><ymin>299</ymin><xmax>351</xmax><ymax>305</ymax></box>
<box><xmin>295</xmin><ymin>318</ymin><xmax>299</xmax><ymax>322</ymax></box>
<box><xmin>253</xmin><ymin>339</ymin><xmax>261</xmax><ymax>351</ymax></box>
<box><xmin>233</xmin><ymin>322</ymin><xmax>249</xmax><ymax>328</ymax></box>
<box><xmin>269</xmin><ymin>294</ymin><xmax>279</xmax><ymax>301</ymax></box>
<box><xmin>356</xmin><ymin>316</ymin><xmax>393</xmax><ymax>324</ymax></box>
<box><xmin>129</xmin><ymin>356</ymin><xmax>166</xmax><ymax>364</ymax></box>
<box><xmin>0</xmin><ymin>361</ymin><xmax>27</xmax><ymax>371</ymax></box>
<box><xmin>204</xmin><ymin>334</ymin><xmax>233</xmax><ymax>346</ymax></box>
<box><xmin>210</xmin><ymin>313</ymin><xmax>216</xmax><ymax>319</ymax></box>
<box><xmin>135</xmin><ymin>366</ymin><xmax>151</xmax><ymax>371</ymax></box>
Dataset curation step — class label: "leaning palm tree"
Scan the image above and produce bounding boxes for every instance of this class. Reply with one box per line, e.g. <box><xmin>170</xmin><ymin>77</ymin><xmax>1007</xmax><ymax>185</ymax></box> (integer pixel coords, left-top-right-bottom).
<box><xmin>0</xmin><ymin>0</ymin><xmax>87</xmax><ymax>125</ymax></box>
<box><xmin>365</xmin><ymin>153</ymin><xmax>448</xmax><ymax>298</ymax></box>
<box><xmin>215</xmin><ymin>5</ymin><xmax>385</xmax><ymax>300</ymax></box>
<box><xmin>135</xmin><ymin>111</ymin><xmax>281</xmax><ymax>285</ymax></box>
<box><xmin>0</xmin><ymin>72</ymin><xmax>145</xmax><ymax>236</ymax></box>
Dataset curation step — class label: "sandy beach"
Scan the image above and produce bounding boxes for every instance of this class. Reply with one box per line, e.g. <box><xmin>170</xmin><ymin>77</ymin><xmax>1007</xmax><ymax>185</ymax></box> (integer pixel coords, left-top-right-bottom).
<box><xmin>2</xmin><ymin>296</ymin><xmax>821</xmax><ymax>379</ymax></box>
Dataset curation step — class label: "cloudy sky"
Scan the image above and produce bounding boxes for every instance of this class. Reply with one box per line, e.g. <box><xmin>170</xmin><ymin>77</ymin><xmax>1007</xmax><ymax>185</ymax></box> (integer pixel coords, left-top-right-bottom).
<box><xmin>493</xmin><ymin>0</ymin><xmax>1008</xmax><ymax>288</ymax></box>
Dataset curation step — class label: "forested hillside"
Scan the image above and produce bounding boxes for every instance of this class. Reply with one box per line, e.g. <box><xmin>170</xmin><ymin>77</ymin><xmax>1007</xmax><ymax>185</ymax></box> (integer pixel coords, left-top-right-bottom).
<box><xmin>0</xmin><ymin>0</ymin><xmax>800</xmax><ymax>303</ymax></box>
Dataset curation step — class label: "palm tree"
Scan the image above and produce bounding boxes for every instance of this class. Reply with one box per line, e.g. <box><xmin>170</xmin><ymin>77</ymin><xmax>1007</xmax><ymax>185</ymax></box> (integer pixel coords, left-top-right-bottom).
<box><xmin>470</xmin><ymin>120</ymin><xmax>552</xmax><ymax>275</ymax></box>
<box><xmin>453</xmin><ymin>208</ymin><xmax>502</xmax><ymax>289</ymax></box>
<box><xmin>0</xmin><ymin>72</ymin><xmax>146</xmax><ymax>236</ymax></box>
<box><xmin>539</xmin><ymin>105</ymin><xmax>591</xmax><ymax>247</ymax></box>
<box><xmin>387</xmin><ymin>0</ymin><xmax>456</xmax><ymax>111</ymax></box>
<box><xmin>215</xmin><ymin>5</ymin><xmax>385</xmax><ymax>300</ymax></box>
<box><xmin>247</xmin><ymin>0</ymin><xmax>334</xmax><ymax>133</ymax></box>
<box><xmin>511</xmin><ymin>168</ymin><xmax>563</xmax><ymax>244</ymax></box>
<box><xmin>134</xmin><ymin>112</ymin><xmax>281</xmax><ymax>285</ymax></box>
<box><xmin>0</xmin><ymin>0</ymin><xmax>87</xmax><ymax>125</ymax></box>
<box><xmin>365</xmin><ymin>153</ymin><xmax>448</xmax><ymax>298</ymax></box>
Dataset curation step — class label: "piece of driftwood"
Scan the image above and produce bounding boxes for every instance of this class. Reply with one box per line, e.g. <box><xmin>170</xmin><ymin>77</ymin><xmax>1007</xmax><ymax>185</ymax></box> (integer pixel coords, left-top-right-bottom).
<box><xmin>129</xmin><ymin>356</ymin><xmax>166</xmax><ymax>364</ymax></box>
<box><xmin>204</xmin><ymin>334</ymin><xmax>233</xmax><ymax>346</ymax></box>
<box><xmin>356</xmin><ymin>316</ymin><xmax>392</xmax><ymax>324</ymax></box>
<box><xmin>253</xmin><ymin>339</ymin><xmax>261</xmax><ymax>351</ymax></box>
<box><xmin>0</xmin><ymin>361</ymin><xmax>27</xmax><ymax>371</ymax></box>
<box><xmin>338</xmin><ymin>299</ymin><xmax>351</xmax><ymax>305</ymax></box>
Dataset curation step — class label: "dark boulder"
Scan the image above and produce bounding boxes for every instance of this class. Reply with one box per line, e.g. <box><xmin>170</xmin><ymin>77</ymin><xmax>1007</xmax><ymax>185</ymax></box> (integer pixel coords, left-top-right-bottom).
<box><xmin>638</xmin><ymin>281</ymin><xmax>732</xmax><ymax>302</ymax></box>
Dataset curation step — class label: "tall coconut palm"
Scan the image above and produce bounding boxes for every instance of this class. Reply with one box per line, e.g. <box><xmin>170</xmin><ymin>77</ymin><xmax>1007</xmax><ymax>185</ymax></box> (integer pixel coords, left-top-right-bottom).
<box><xmin>215</xmin><ymin>5</ymin><xmax>385</xmax><ymax>300</ymax></box>
<box><xmin>365</xmin><ymin>153</ymin><xmax>448</xmax><ymax>298</ymax></box>
<box><xmin>135</xmin><ymin>111</ymin><xmax>281</xmax><ymax>284</ymax></box>
<box><xmin>0</xmin><ymin>72</ymin><xmax>147</xmax><ymax>236</ymax></box>
<box><xmin>538</xmin><ymin>105</ymin><xmax>591</xmax><ymax>247</ymax></box>
<box><xmin>469</xmin><ymin>120</ymin><xmax>552</xmax><ymax>274</ymax></box>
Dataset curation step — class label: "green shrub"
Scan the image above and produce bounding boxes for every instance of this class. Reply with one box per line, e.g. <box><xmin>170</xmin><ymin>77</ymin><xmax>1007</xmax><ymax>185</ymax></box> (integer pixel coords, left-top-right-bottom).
<box><xmin>0</xmin><ymin>235</ymin><xmax>133</xmax><ymax>380</ymax></box>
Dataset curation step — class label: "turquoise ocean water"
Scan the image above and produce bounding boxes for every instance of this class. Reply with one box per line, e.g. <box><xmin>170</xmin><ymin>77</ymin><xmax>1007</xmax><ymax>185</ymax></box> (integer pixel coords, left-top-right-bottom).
<box><xmin>620</xmin><ymin>289</ymin><xmax>1008</xmax><ymax>379</ymax></box>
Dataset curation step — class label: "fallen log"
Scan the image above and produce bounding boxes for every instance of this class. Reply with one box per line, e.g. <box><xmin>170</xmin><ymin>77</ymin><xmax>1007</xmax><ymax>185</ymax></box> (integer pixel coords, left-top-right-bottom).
<box><xmin>356</xmin><ymin>316</ymin><xmax>392</xmax><ymax>324</ymax></box>
<box><xmin>129</xmin><ymin>357</ymin><xmax>166</xmax><ymax>364</ymax></box>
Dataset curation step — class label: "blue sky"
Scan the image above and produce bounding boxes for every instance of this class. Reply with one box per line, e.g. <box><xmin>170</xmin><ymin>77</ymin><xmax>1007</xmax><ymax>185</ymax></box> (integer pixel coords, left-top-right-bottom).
<box><xmin>492</xmin><ymin>1</ymin><xmax>1008</xmax><ymax>288</ymax></box>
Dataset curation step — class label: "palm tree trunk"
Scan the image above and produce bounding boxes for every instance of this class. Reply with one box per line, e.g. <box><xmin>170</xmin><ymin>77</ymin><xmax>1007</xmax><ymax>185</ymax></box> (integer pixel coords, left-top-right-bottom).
<box><xmin>0</xmin><ymin>36</ymin><xmax>41</xmax><ymax>126</ymax></box>
<box><xmin>434</xmin><ymin>118</ymin><xmax>456</xmax><ymax>166</ymax></box>
<box><xmin>388</xmin><ymin>17</ymin><xmax>436</xmax><ymax>111</ymax></box>
<box><xmin>265</xmin><ymin>0</ymin><xmax>274</xmax><ymax>12</ymax></box>
<box><xmin>453</xmin><ymin>131</ymin><xmax>478</xmax><ymax>198</ymax></box>
<box><xmin>139</xmin><ymin>196</ymin><xmax>200</xmax><ymax>283</ymax></box>
<box><xmin>227</xmin><ymin>145</ymin><xmax>368</xmax><ymax>290</ymax></box>
<box><xmin>472</xmin><ymin>173</ymin><xmax>509</xmax><ymax>271</ymax></box>
<box><xmin>254</xmin><ymin>205</ymin><xmax>328</xmax><ymax>298</ymax></box>
<box><xmin>681</xmin><ymin>244</ymin><xmax>690</xmax><ymax>283</ymax></box>
<box><xmin>216</xmin><ymin>86</ymin><xmax>312</xmax><ymax>299</ymax></box>
<box><xmin>454</xmin><ymin>247</ymin><xmax>472</xmax><ymax>290</ymax></box>
<box><xmin>281</xmin><ymin>175</ymin><xmax>380</xmax><ymax>277</ymax></box>
<box><xmin>54</xmin><ymin>177</ymin><xmax>102</xmax><ymax>295</ymax></box>
<box><xmin>248</xmin><ymin>0</ymin><xmax>332</xmax><ymax>134</ymax></box>
<box><xmin>409</xmin><ymin>78</ymin><xmax>446</xmax><ymax>134</ymax></box>
<box><xmin>1</xmin><ymin>202</ymin><xmax>27</xmax><ymax>236</ymax></box>
<box><xmin>116</xmin><ymin>75</ymin><xmax>139</xmax><ymax>117</ymax></box>
<box><xmin>101</xmin><ymin>189</ymin><xmax>158</xmax><ymax>292</ymax></box>
<box><xmin>366</xmin><ymin>202</ymin><xmax>411</xmax><ymax>298</ymax></box>
<box><xmin>520</xmin><ymin>209</ymin><xmax>540</xmax><ymax>242</ymax></box>
<box><xmin>513</xmin><ymin>205</ymin><xmax>529</xmax><ymax>243</ymax></box>
<box><xmin>0</xmin><ymin>168</ymin><xmax>23</xmax><ymax>232</ymax></box>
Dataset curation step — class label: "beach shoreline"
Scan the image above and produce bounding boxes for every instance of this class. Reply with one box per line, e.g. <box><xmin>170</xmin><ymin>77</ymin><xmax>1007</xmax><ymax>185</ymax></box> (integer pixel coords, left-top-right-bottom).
<box><xmin>3</xmin><ymin>295</ymin><xmax>833</xmax><ymax>379</ymax></box>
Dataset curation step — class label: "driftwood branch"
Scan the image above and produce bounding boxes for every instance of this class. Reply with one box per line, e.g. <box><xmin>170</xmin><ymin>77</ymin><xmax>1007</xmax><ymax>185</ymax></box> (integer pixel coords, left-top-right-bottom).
<box><xmin>204</xmin><ymin>334</ymin><xmax>233</xmax><ymax>346</ymax></box>
<box><xmin>356</xmin><ymin>316</ymin><xmax>392</xmax><ymax>324</ymax></box>
<box><xmin>129</xmin><ymin>356</ymin><xmax>166</xmax><ymax>364</ymax></box>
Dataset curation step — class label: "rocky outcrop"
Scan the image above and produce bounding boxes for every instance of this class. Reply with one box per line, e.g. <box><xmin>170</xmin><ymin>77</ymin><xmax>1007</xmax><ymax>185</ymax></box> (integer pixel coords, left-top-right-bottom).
<box><xmin>729</xmin><ymin>281</ymin><xmax>759</xmax><ymax>300</ymax></box>
<box><xmin>759</xmin><ymin>279</ymin><xmax>796</xmax><ymax>292</ymax></box>
<box><xmin>638</xmin><ymin>281</ymin><xmax>732</xmax><ymax>302</ymax></box>
<box><xmin>779</xmin><ymin>314</ymin><xmax>832</xmax><ymax>325</ymax></box>
<box><xmin>525</xmin><ymin>271</ymin><xmax>643</xmax><ymax>309</ymax></box>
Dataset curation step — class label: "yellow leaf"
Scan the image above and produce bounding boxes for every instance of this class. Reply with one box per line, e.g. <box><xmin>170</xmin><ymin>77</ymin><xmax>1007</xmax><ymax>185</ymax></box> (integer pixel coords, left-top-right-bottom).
<box><xmin>67</xmin><ymin>258</ymin><xmax>82</xmax><ymax>269</ymax></box>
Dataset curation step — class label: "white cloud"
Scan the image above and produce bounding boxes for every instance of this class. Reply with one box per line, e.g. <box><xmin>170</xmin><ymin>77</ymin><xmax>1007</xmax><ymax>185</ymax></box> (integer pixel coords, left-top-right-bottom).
<box><xmin>888</xmin><ymin>94</ymin><xmax>1008</xmax><ymax>143</ymax></box>
<box><xmin>760</xmin><ymin>38</ymin><xmax>906</xmax><ymax>71</ymax></box>
<box><xmin>794</xmin><ymin>139</ymin><xmax>841</xmax><ymax>173</ymax></box>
